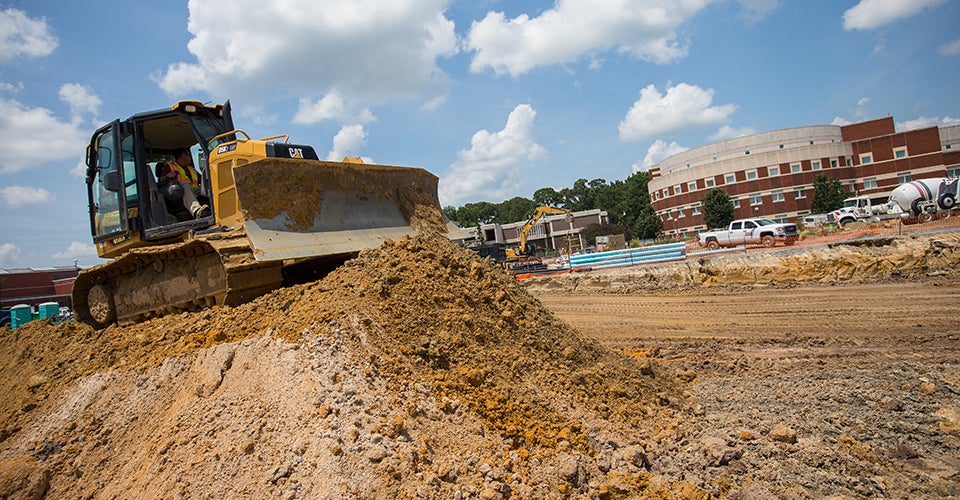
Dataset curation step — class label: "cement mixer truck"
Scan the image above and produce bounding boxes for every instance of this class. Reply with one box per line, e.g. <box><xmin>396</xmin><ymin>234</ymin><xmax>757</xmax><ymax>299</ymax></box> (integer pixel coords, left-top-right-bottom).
<box><xmin>828</xmin><ymin>177</ymin><xmax>959</xmax><ymax>226</ymax></box>
<box><xmin>888</xmin><ymin>177</ymin><xmax>958</xmax><ymax>217</ymax></box>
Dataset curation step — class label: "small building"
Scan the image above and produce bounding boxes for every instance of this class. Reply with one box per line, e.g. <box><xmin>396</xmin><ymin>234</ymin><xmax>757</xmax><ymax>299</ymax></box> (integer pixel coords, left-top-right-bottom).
<box><xmin>0</xmin><ymin>266</ymin><xmax>80</xmax><ymax>309</ymax></box>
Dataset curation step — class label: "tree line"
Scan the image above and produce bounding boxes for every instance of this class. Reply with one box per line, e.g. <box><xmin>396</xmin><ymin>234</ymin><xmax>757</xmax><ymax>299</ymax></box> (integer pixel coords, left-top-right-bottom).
<box><xmin>444</xmin><ymin>172</ymin><xmax>850</xmax><ymax>242</ymax></box>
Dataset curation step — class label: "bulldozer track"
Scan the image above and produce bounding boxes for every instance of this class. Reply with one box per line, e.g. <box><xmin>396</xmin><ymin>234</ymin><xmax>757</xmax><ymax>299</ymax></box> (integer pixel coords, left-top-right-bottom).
<box><xmin>73</xmin><ymin>229</ymin><xmax>283</xmax><ymax>327</ymax></box>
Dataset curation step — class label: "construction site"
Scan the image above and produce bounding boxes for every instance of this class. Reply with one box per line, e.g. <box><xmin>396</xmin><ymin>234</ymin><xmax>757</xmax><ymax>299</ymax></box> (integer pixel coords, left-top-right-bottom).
<box><xmin>0</xmin><ymin>100</ymin><xmax>958</xmax><ymax>498</ymax></box>
<box><xmin>0</xmin><ymin>224</ymin><xmax>958</xmax><ymax>498</ymax></box>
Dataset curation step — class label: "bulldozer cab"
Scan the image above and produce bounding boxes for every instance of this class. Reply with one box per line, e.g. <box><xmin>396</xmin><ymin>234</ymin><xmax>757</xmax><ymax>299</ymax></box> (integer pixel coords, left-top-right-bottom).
<box><xmin>85</xmin><ymin>101</ymin><xmax>234</xmax><ymax>258</ymax></box>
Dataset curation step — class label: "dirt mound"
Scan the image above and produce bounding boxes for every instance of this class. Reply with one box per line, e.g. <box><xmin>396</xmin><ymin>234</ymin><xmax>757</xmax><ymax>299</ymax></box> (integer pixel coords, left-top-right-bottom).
<box><xmin>0</xmin><ymin>235</ymin><xmax>690</xmax><ymax>499</ymax></box>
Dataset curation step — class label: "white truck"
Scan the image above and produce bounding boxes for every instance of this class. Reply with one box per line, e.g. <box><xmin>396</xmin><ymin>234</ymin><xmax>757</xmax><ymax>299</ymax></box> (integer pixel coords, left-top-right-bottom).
<box><xmin>828</xmin><ymin>177</ymin><xmax>959</xmax><ymax>226</ymax></box>
<box><xmin>698</xmin><ymin>217</ymin><xmax>800</xmax><ymax>250</ymax></box>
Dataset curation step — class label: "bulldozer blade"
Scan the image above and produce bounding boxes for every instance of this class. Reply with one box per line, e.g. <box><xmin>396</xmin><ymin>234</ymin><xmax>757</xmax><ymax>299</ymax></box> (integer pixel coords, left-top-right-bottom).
<box><xmin>232</xmin><ymin>158</ymin><xmax>443</xmax><ymax>262</ymax></box>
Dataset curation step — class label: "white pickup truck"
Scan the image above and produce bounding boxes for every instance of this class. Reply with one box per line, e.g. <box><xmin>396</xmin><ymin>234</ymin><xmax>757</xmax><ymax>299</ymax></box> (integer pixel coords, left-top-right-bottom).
<box><xmin>698</xmin><ymin>218</ymin><xmax>800</xmax><ymax>250</ymax></box>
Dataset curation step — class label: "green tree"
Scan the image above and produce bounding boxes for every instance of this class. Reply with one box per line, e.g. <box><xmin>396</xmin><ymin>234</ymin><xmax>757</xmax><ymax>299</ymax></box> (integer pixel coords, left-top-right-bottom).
<box><xmin>634</xmin><ymin>205</ymin><xmax>663</xmax><ymax>240</ymax></box>
<box><xmin>559</xmin><ymin>178</ymin><xmax>605</xmax><ymax>211</ymax></box>
<box><xmin>442</xmin><ymin>206</ymin><xmax>458</xmax><ymax>222</ymax></box>
<box><xmin>532</xmin><ymin>187</ymin><xmax>564</xmax><ymax>207</ymax></box>
<box><xmin>496</xmin><ymin>197</ymin><xmax>537</xmax><ymax>223</ymax></box>
<box><xmin>702</xmin><ymin>188</ymin><xmax>735</xmax><ymax>229</ymax></box>
<box><xmin>810</xmin><ymin>173</ymin><xmax>849</xmax><ymax>214</ymax></box>
<box><xmin>452</xmin><ymin>201</ymin><xmax>498</xmax><ymax>227</ymax></box>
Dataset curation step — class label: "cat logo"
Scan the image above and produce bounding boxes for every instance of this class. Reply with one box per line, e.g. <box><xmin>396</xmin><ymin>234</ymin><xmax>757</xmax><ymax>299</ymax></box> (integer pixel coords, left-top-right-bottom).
<box><xmin>289</xmin><ymin>147</ymin><xmax>303</xmax><ymax>159</ymax></box>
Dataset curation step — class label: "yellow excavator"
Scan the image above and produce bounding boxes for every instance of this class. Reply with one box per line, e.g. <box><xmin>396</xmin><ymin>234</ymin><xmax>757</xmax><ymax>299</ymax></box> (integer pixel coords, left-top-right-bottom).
<box><xmin>73</xmin><ymin>100</ymin><xmax>445</xmax><ymax>328</ymax></box>
<box><xmin>504</xmin><ymin>205</ymin><xmax>572</xmax><ymax>262</ymax></box>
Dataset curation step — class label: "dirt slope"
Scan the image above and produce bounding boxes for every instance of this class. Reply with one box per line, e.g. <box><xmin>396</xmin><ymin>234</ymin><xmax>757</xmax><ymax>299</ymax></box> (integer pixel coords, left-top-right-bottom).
<box><xmin>0</xmin><ymin>235</ymin><xmax>687</xmax><ymax>499</ymax></box>
<box><xmin>2</xmin><ymin>231</ymin><xmax>958</xmax><ymax>499</ymax></box>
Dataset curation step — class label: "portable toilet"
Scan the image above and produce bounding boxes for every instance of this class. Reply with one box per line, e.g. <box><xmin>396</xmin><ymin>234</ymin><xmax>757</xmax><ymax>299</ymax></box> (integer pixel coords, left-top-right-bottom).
<box><xmin>10</xmin><ymin>304</ymin><xmax>32</xmax><ymax>329</ymax></box>
<box><xmin>38</xmin><ymin>302</ymin><xmax>59</xmax><ymax>320</ymax></box>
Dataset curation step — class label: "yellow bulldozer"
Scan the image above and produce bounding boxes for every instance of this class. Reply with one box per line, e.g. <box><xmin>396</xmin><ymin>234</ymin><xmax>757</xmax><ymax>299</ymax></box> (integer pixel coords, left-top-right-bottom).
<box><xmin>73</xmin><ymin>100</ymin><xmax>445</xmax><ymax>328</ymax></box>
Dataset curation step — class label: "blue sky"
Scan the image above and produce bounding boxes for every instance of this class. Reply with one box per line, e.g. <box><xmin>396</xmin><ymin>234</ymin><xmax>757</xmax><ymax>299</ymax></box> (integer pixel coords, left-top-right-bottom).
<box><xmin>1</xmin><ymin>0</ymin><xmax>958</xmax><ymax>268</ymax></box>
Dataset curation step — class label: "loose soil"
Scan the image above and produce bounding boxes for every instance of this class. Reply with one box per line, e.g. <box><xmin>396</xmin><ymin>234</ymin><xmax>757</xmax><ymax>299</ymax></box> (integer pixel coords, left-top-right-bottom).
<box><xmin>1</xmin><ymin>230</ymin><xmax>959</xmax><ymax>498</ymax></box>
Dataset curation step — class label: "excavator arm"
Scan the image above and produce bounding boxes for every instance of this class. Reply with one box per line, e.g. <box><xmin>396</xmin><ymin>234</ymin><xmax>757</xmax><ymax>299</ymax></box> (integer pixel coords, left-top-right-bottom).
<box><xmin>509</xmin><ymin>206</ymin><xmax>571</xmax><ymax>259</ymax></box>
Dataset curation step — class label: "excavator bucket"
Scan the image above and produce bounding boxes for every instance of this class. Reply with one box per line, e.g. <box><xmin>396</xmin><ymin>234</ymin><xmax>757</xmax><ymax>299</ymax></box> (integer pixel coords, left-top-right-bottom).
<box><xmin>232</xmin><ymin>158</ymin><xmax>445</xmax><ymax>262</ymax></box>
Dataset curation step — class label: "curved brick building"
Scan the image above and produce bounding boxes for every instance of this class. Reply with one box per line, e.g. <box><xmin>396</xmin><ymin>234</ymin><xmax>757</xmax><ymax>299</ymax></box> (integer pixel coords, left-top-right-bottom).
<box><xmin>648</xmin><ymin>117</ymin><xmax>960</xmax><ymax>237</ymax></box>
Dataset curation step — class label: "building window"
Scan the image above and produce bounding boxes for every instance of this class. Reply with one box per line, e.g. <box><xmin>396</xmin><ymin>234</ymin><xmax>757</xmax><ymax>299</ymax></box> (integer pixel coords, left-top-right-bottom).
<box><xmin>688</xmin><ymin>181</ymin><xmax>697</xmax><ymax>192</ymax></box>
<box><xmin>662</xmin><ymin>188</ymin><xmax>668</xmax><ymax>198</ymax></box>
<box><xmin>772</xmin><ymin>190</ymin><xmax>785</xmax><ymax>202</ymax></box>
<box><xmin>774</xmin><ymin>214</ymin><xmax>788</xmax><ymax>223</ymax></box>
<box><xmin>768</xmin><ymin>166</ymin><xmax>779</xmax><ymax>176</ymax></box>
<box><xmin>677</xmin><ymin>208</ymin><xmax>685</xmax><ymax>218</ymax></box>
<box><xmin>948</xmin><ymin>165</ymin><xmax>960</xmax><ymax>178</ymax></box>
<box><xmin>812</xmin><ymin>160</ymin><xmax>821</xmax><ymax>170</ymax></box>
<box><xmin>674</xmin><ymin>184</ymin><xmax>682</xmax><ymax>195</ymax></box>
<box><xmin>733</xmin><ymin>198</ymin><xmax>741</xmax><ymax>208</ymax></box>
<box><xmin>831</xmin><ymin>159</ymin><xmax>838</xmax><ymax>168</ymax></box>
<box><xmin>745</xmin><ymin>150</ymin><xmax>750</xmax><ymax>155</ymax></box>
<box><xmin>725</xmin><ymin>174</ymin><xmax>736</xmax><ymax>184</ymax></box>
<box><xmin>897</xmin><ymin>172</ymin><xmax>912</xmax><ymax>184</ymax></box>
<box><xmin>692</xmin><ymin>204</ymin><xmax>702</xmax><ymax>215</ymax></box>
<box><xmin>894</xmin><ymin>147</ymin><xmax>907</xmax><ymax>159</ymax></box>
<box><xmin>705</xmin><ymin>178</ymin><xmax>715</xmax><ymax>188</ymax></box>
<box><xmin>860</xmin><ymin>153</ymin><xmax>872</xmax><ymax>165</ymax></box>
<box><xmin>791</xmin><ymin>163</ymin><xmax>801</xmax><ymax>173</ymax></box>
<box><xmin>864</xmin><ymin>177</ymin><xmax>878</xmax><ymax>189</ymax></box>
<box><xmin>779</xmin><ymin>144</ymin><xmax>784</xmax><ymax>149</ymax></box>
<box><xmin>750</xmin><ymin>194</ymin><xmax>763</xmax><ymax>205</ymax></box>
<box><xmin>794</xmin><ymin>187</ymin><xmax>806</xmax><ymax>199</ymax></box>
<box><xmin>746</xmin><ymin>170</ymin><xmax>757</xmax><ymax>180</ymax></box>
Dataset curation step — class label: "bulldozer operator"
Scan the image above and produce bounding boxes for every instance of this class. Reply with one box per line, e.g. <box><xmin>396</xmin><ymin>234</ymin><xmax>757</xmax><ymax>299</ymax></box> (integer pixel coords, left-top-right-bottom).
<box><xmin>157</xmin><ymin>147</ymin><xmax>211</xmax><ymax>219</ymax></box>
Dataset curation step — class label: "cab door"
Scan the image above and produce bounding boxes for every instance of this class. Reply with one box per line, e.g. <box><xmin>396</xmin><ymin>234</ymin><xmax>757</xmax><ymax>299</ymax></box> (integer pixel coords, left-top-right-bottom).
<box><xmin>86</xmin><ymin>121</ymin><xmax>139</xmax><ymax>256</ymax></box>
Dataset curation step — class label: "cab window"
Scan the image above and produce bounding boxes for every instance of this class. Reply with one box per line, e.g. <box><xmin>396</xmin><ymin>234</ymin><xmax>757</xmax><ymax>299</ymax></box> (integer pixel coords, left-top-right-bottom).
<box><xmin>92</xmin><ymin>127</ymin><xmax>123</xmax><ymax>238</ymax></box>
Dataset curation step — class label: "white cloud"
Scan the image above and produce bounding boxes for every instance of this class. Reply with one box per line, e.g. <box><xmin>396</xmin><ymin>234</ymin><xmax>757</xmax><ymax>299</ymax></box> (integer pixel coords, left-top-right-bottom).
<box><xmin>0</xmin><ymin>185</ymin><xmax>53</xmax><ymax>208</ymax></box>
<box><xmin>737</xmin><ymin>0</ymin><xmax>779</xmax><ymax>24</ymax></box>
<box><xmin>51</xmin><ymin>241</ymin><xmax>97</xmax><ymax>261</ymax></box>
<box><xmin>857</xmin><ymin>97</ymin><xmax>871</xmax><ymax>107</ymax></box>
<box><xmin>0</xmin><ymin>96</ymin><xmax>90</xmax><ymax>174</ymax></box>
<box><xmin>70</xmin><ymin>158</ymin><xmax>86</xmax><ymax>179</ymax></box>
<box><xmin>0</xmin><ymin>8</ymin><xmax>58</xmax><ymax>64</ymax></box>
<box><xmin>294</xmin><ymin>92</ymin><xmax>375</xmax><ymax>125</ymax></box>
<box><xmin>326</xmin><ymin>124</ymin><xmax>369</xmax><ymax>162</ymax></box>
<box><xmin>465</xmin><ymin>0</ymin><xmax>710</xmax><ymax>76</ymax></box>
<box><xmin>709</xmin><ymin>124</ymin><xmax>757</xmax><ymax>141</ymax></box>
<box><xmin>634</xmin><ymin>139</ymin><xmax>688</xmax><ymax>173</ymax></box>
<box><xmin>0</xmin><ymin>242</ymin><xmax>19</xmax><ymax>266</ymax></box>
<box><xmin>831</xmin><ymin>116</ymin><xmax>853</xmax><ymax>126</ymax></box>
<box><xmin>59</xmin><ymin>83</ymin><xmax>101</xmax><ymax>120</ymax></box>
<box><xmin>439</xmin><ymin>104</ymin><xmax>546</xmax><ymax>205</ymax></box>
<box><xmin>843</xmin><ymin>0</ymin><xmax>946</xmax><ymax>31</ymax></box>
<box><xmin>897</xmin><ymin>116</ymin><xmax>960</xmax><ymax>131</ymax></box>
<box><xmin>939</xmin><ymin>39</ymin><xmax>960</xmax><ymax>56</ymax></box>
<box><xmin>0</xmin><ymin>81</ymin><xmax>23</xmax><ymax>94</ymax></box>
<box><xmin>158</xmin><ymin>0</ymin><xmax>458</xmax><ymax>109</ymax></box>
<box><xmin>618</xmin><ymin>83</ymin><xmax>736</xmax><ymax>142</ymax></box>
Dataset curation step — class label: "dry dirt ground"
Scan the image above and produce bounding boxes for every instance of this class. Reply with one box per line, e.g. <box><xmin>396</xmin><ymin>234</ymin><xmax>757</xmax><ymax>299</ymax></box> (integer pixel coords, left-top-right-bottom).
<box><xmin>527</xmin><ymin>232</ymin><xmax>960</xmax><ymax>498</ymax></box>
<box><xmin>1</xmin><ymin>230</ymin><xmax>959</xmax><ymax>499</ymax></box>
